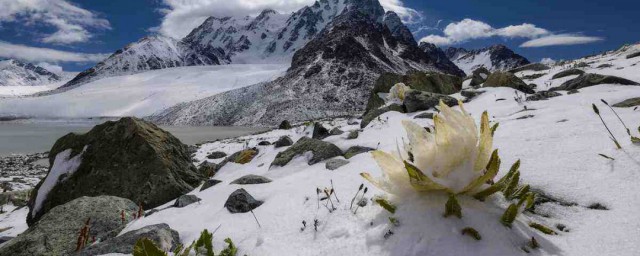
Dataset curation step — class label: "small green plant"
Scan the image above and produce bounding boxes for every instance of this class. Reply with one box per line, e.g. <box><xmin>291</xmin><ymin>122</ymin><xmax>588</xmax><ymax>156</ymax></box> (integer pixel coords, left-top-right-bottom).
<box><xmin>461</xmin><ymin>227</ymin><xmax>481</xmax><ymax>240</ymax></box>
<box><xmin>374</xmin><ymin>196</ymin><xmax>397</xmax><ymax>214</ymax></box>
<box><xmin>592</xmin><ymin>103</ymin><xmax>622</xmax><ymax>149</ymax></box>
<box><xmin>529</xmin><ymin>222</ymin><xmax>557</xmax><ymax>235</ymax></box>
<box><xmin>444</xmin><ymin>194</ymin><xmax>462</xmax><ymax>218</ymax></box>
<box><xmin>134</xmin><ymin>229</ymin><xmax>237</xmax><ymax>256</ymax></box>
<box><xmin>601</xmin><ymin>99</ymin><xmax>640</xmax><ymax>143</ymax></box>
<box><xmin>500</xmin><ymin>204</ymin><xmax>518</xmax><ymax>227</ymax></box>
<box><xmin>133</xmin><ymin>238</ymin><xmax>168</xmax><ymax>256</ymax></box>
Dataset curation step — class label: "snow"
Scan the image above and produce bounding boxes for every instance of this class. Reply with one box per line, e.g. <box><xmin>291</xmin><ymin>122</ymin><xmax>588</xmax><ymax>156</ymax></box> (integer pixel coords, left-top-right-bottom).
<box><xmin>454</xmin><ymin>51</ymin><xmax>493</xmax><ymax>75</ymax></box>
<box><xmin>0</xmin><ymin>64</ymin><xmax>287</xmax><ymax>118</ymax></box>
<box><xmin>0</xmin><ymin>206</ymin><xmax>29</xmax><ymax>237</ymax></box>
<box><xmin>32</xmin><ymin>146</ymin><xmax>87</xmax><ymax>217</ymax></box>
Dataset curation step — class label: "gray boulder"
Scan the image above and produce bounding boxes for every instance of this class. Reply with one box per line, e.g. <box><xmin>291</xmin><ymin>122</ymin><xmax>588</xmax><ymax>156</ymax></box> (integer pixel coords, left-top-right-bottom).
<box><xmin>552</xmin><ymin>69</ymin><xmax>585</xmax><ymax>80</ymax></box>
<box><xmin>329</xmin><ymin>128</ymin><xmax>344</xmax><ymax>135</ymax></box>
<box><xmin>460</xmin><ymin>90</ymin><xmax>485</xmax><ymax>100</ymax></box>
<box><xmin>274</xmin><ymin>136</ymin><xmax>294</xmax><ymax>148</ymax></box>
<box><xmin>626</xmin><ymin>52</ymin><xmax>640</xmax><ymax>59</ymax></box>
<box><xmin>550</xmin><ymin>73</ymin><xmax>640</xmax><ymax>91</ymax></box>
<box><xmin>258</xmin><ymin>141</ymin><xmax>271</xmax><ymax>146</ymax></box>
<box><xmin>224</xmin><ymin>189</ymin><xmax>263</xmax><ymax>213</ymax></box>
<box><xmin>347</xmin><ymin>130</ymin><xmax>359</xmax><ymax>140</ymax></box>
<box><xmin>612</xmin><ymin>97</ymin><xmax>640</xmax><ymax>108</ymax></box>
<box><xmin>526</xmin><ymin>91</ymin><xmax>562</xmax><ymax>101</ymax></box>
<box><xmin>484</xmin><ymin>71</ymin><xmax>535</xmax><ymax>94</ymax></box>
<box><xmin>469</xmin><ymin>67</ymin><xmax>491</xmax><ymax>87</ymax></box>
<box><xmin>227</xmin><ymin>148</ymin><xmax>259</xmax><ymax>164</ymax></box>
<box><xmin>173</xmin><ymin>194</ymin><xmax>201</xmax><ymax>208</ymax></box>
<box><xmin>0</xmin><ymin>196</ymin><xmax>137</xmax><ymax>256</ymax></box>
<box><xmin>312</xmin><ymin>123</ymin><xmax>330</xmax><ymax>140</ymax></box>
<box><xmin>278</xmin><ymin>120</ymin><xmax>292</xmax><ymax>129</ymax></box>
<box><xmin>271</xmin><ymin>137</ymin><xmax>342</xmax><ymax>167</ymax></box>
<box><xmin>326</xmin><ymin>159</ymin><xmax>350</xmax><ymax>170</ymax></box>
<box><xmin>509</xmin><ymin>63</ymin><xmax>550</xmax><ymax>73</ymax></box>
<box><xmin>343</xmin><ymin>146</ymin><xmax>375</xmax><ymax>159</ymax></box>
<box><xmin>206</xmin><ymin>151</ymin><xmax>227</xmax><ymax>159</ymax></box>
<box><xmin>79</xmin><ymin>224</ymin><xmax>180</xmax><ymax>255</ymax></box>
<box><xmin>230</xmin><ymin>175</ymin><xmax>272</xmax><ymax>185</ymax></box>
<box><xmin>198</xmin><ymin>161</ymin><xmax>225</xmax><ymax>178</ymax></box>
<box><xmin>361</xmin><ymin>104</ymin><xmax>405</xmax><ymax>128</ymax></box>
<box><xmin>414</xmin><ymin>113</ymin><xmax>434</xmax><ymax>119</ymax></box>
<box><xmin>403</xmin><ymin>90</ymin><xmax>458</xmax><ymax>113</ymax></box>
<box><xmin>26</xmin><ymin>117</ymin><xmax>204</xmax><ymax>226</ymax></box>
<box><xmin>200</xmin><ymin>179</ymin><xmax>222</xmax><ymax>191</ymax></box>
<box><xmin>567</xmin><ymin>89</ymin><xmax>580</xmax><ymax>95</ymax></box>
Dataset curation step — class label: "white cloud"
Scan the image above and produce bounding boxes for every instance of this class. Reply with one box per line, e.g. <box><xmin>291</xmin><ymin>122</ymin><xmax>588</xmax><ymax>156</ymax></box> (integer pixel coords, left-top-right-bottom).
<box><xmin>0</xmin><ymin>0</ymin><xmax>111</xmax><ymax>44</ymax></box>
<box><xmin>0</xmin><ymin>41</ymin><xmax>109</xmax><ymax>63</ymax></box>
<box><xmin>419</xmin><ymin>19</ymin><xmax>603</xmax><ymax>48</ymax></box>
<box><xmin>520</xmin><ymin>34</ymin><xmax>604</xmax><ymax>48</ymax></box>
<box><xmin>540</xmin><ymin>58</ymin><xmax>556</xmax><ymax>65</ymax></box>
<box><xmin>36</xmin><ymin>62</ymin><xmax>64</xmax><ymax>74</ymax></box>
<box><xmin>158</xmin><ymin>0</ymin><xmax>421</xmax><ymax>39</ymax></box>
<box><xmin>419</xmin><ymin>19</ymin><xmax>549</xmax><ymax>46</ymax></box>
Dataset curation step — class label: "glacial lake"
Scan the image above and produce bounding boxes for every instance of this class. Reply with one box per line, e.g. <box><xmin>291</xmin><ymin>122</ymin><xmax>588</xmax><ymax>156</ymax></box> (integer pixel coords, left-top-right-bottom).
<box><xmin>0</xmin><ymin>119</ymin><xmax>265</xmax><ymax>155</ymax></box>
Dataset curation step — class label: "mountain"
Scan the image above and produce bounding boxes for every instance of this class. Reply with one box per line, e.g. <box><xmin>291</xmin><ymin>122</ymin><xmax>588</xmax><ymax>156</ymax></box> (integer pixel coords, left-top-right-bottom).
<box><xmin>419</xmin><ymin>42</ymin><xmax>465</xmax><ymax>77</ymax></box>
<box><xmin>60</xmin><ymin>36</ymin><xmax>227</xmax><ymax>90</ymax></box>
<box><xmin>149</xmin><ymin>2</ymin><xmax>464</xmax><ymax>127</ymax></box>
<box><xmin>0</xmin><ymin>59</ymin><xmax>61</xmax><ymax>87</ymax></box>
<box><xmin>444</xmin><ymin>44</ymin><xmax>530</xmax><ymax>75</ymax></box>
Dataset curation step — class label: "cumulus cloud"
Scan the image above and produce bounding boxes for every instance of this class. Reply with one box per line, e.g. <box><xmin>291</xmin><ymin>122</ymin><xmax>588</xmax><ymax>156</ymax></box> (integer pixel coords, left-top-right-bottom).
<box><xmin>520</xmin><ymin>34</ymin><xmax>604</xmax><ymax>48</ymax></box>
<box><xmin>419</xmin><ymin>18</ymin><xmax>602</xmax><ymax>48</ymax></box>
<box><xmin>540</xmin><ymin>58</ymin><xmax>556</xmax><ymax>65</ymax></box>
<box><xmin>0</xmin><ymin>0</ymin><xmax>111</xmax><ymax>44</ymax></box>
<box><xmin>0</xmin><ymin>41</ymin><xmax>109</xmax><ymax>63</ymax></box>
<box><xmin>36</xmin><ymin>62</ymin><xmax>64</xmax><ymax>74</ymax></box>
<box><xmin>158</xmin><ymin>0</ymin><xmax>421</xmax><ymax>39</ymax></box>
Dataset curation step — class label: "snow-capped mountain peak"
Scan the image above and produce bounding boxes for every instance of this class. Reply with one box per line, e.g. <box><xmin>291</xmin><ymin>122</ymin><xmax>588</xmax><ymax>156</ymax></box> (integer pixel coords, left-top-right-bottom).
<box><xmin>0</xmin><ymin>59</ymin><xmax>61</xmax><ymax>87</ymax></box>
<box><xmin>445</xmin><ymin>44</ymin><xmax>530</xmax><ymax>75</ymax></box>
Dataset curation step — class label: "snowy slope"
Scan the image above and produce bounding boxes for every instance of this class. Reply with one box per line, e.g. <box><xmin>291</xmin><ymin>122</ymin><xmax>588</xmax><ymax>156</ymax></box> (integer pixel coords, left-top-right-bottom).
<box><xmin>0</xmin><ymin>59</ymin><xmax>61</xmax><ymax>87</ymax></box>
<box><xmin>445</xmin><ymin>45</ymin><xmax>530</xmax><ymax>75</ymax></box>
<box><xmin>0</xmin><ymin>64</ymin><xmax>287</xmax><ymax>118</ymax></box>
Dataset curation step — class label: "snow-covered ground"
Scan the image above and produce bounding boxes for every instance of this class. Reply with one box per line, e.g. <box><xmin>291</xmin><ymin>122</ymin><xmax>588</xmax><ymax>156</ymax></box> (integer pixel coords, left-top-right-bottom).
<box><xmin>0</xmin><ymin>84</ymin><xmax>59</xmax><ymax>97</ymax></box>
<box><xmin>0</xmin><ymin>64</ymin><xmax>287</xmax><ymax>118</ymax></box>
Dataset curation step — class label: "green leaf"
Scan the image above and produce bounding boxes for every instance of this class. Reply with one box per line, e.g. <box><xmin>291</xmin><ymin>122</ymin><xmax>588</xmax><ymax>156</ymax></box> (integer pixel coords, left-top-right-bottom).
<box><xmin>444</xmin><ymin>194</ymin><xmax>462</xmax><ymax>219</ymax></box>
<box><xmin>502</xmin><ymin>171</ymin><xmax>520</xmax><ymax>198</ymax></box>
<box><xmin>491</xmin><ymin>123</ymin><xmax>500</xmax><ymax>136</ymax></box>
<box><xmin>510</xmin><ymin>184</ymin><xmax>530</xmax><ymax>200</ymax></box>
<box><xmin>474</xmin><ymin>159</ymin><xmax>520</xmax><ymax>201</ymax></box>
<box><xmin>529</xmin><ymin>222</ymin><xmax>557</xmax><ymax>235</ymax></box>
<box><xmin>220</xmin><ymin>238</ymin><xmax>238</xmax><ymax>256</ymax></box>
<box><xmin>461</xmin><ymin>227</ymin><xmax>481</xmax><ymax>240</ymax></box>
<box><xmin>500</xmin><ymin>203</ymin><xmax>518</xmax><ymax>227</ymax></box>
<box><xmin>404</xmin><ymin>161</ymin><xmax>449</xmax><ymax>192</ymax></box>
<box><xmin>133</xmin><ymin>238</ymin><xmax>168</xmax><ymax>256</ymax></box>
<box><xmin>517</xmin><ymin>192</ymin><xmax>535</xmax><ymax>211</ymax></box>
<box><xmin>374</xmin><ymin>197</ymin><xmax>397</xmax><ymax>214</ymax></box>
<box><xmin>461</xmin><ymin>150</ymin><xmax>500</xmax><ymax>194</ymax></box>
<box><xmin>194</xmin><ymin>229</ymin><xmax>214</xmax><ymax>256</ymax></box>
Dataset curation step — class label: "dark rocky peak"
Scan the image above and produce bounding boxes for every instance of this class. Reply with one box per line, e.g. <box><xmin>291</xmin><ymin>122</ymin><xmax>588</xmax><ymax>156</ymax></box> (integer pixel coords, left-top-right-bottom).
<box><xmin>343</xmin><ymin>0</ymin><xmax>386</xmax><ymax>20</ymax></box>
<box><xmin>383</xmin><ymin>11</ymin><xmax>416</xmax><ymax>46</ymax></box>
<box><xmin>419</xmin><ymin>42</ymin><xmax>465</xmax><ymax>76</ymax></box>
<box><xmin>445</xmin><ymin>47</ymin><xmax>469</xmax><ymax>59</ymax></box>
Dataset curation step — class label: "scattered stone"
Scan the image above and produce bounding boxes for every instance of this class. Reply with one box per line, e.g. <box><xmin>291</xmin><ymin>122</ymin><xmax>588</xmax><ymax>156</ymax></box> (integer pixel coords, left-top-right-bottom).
<box><xmin>227</xmin><ymin>148</ymin><xmax>259</xmax><ymax>164</ymax></box>
<box><xmin>79</xmin><ymin>224</ymin><xmax>180</xmax><ymax>255</ymax></box>
<box><xmin>414</xmin><ymin>113</ymin><xmax>434</xmax><ymax>119</ymax></box>
<box><xmin>567</xmin><ymin>89</ymin><xmax>580</xmax><ymax>95</ymax></box>
<box><xmin>200</xmin><ymin>179</ymin><xmax>222</xmax><ymax>191</ymax></box>
<box><xmin>224</xmin><ymin>189</ymin><xmax>263</xmax><ymax>213</ymax></box>
<box><xmin>587</xmin><ymin>203</ymin><xmax>608</xmax><ymax>210</ymax></box>
<box><xmin>312</xmin><ymin>123</ymin><xmax>330</xmax><ymax>140</ymax></box>
<box><xmin>556</xmin><ymin>119</ymin><xmax>569</xmax><ymax>123</ymax></box>
<box><xmin>509</xmin><ymin>63</ymin><xmax>550</xmax><ymax>73</ymax></box>
<box><xmin>325</xmin><ymin>159</ymin><xmax>349</xmax><ymax>170</ymax></box>
<box><xmin>144</xmin><ymin>209</ymin><xmax>159</xmax><ymax>217</ymax></box>
<box><xmin>206</xmin><ymin>151</ymin><xmax>227</xmax><ymax>159</ymax></box>
<box><xmin>278</xmin><ymin>120</ymin><xmax>292</xmax><ymax>130</ymax></box>
<box><xmin>347</xmin><ymin>119</ymin><xmax>359</xmax><ymax>125</ymax></box>
<box><xmin>347</xmin><ymin>131</ymin><xmax>359</xmax><ymax>140</ymax></box>
<box><xmin>26</xmin><ymin>117</ymin><xmax>204</xmax><ymax>226</ymax></box>
<box><xmin>271</xmin><ymin>137</ymin><xmax>342</xmax><ymax>167</ymax></box>
<box><xmin>403</xmin><ymin>90</ymin><xmax>458</xmax><ymax>113</ymax></box>
<box><xmin>550</xmin><ymin>73</ymin><xmax>640</xmax><ymax>91</ymax></box>
<box><xmin>556</xmin><ymin>224</ymin><xmax>568</xmax><ymax>232</ymax></box>
<box><xmin>460</xmin><ymin>90</ymin><xmax>485</xmax><ymax>100</ymax></box>
<box><xmin>516</xmin><ymin>115</ymin><xmax>535</xmax><ymax>120</ymax></box>
<box><xmin>574</xmin><ymin>62</ymin><xmax>590</xmax><ymax>68</ymax></box>
<box><xmin>198</xmin><ymin>161</ymin><xmax>225</xmax><ymax>177</ymax></box>
<box><xmin>329</xmin><ymin>128</ymin><xmax>344</xmax><ymax>135</ymax></box>
<box><xmin>469</xmin><ymin>67</ymin><xmax>491</xmax><ymax>88</ymax></box>
<box><xmin>361</xmin><ymin>104</ymin><xmax>405</xmax><ymax>128</ymax></box>
<box><xmin>521</xmin><ymin>73</ymin><xmax>546</xmax><ymax>80</ymax></box>
<box><xmin>526</xmin><ymin>91</ymin><xmax>562</xmax><ymax>101</ymax></box>
<box><xmin>0</xmin><ymin>196</ymin><xmax>137</xmax><ymax>256</ymax></box>
<box><xmin>274</xmin><ymin>136</ymin><xmax>294</xmax><ymax>148</ymax></box>
<box><xmin>258</xmin><ymin>141</ymin><xmax>272</xmax><ymax>146</ymax></box>
<box><xmin>173</xmin><ymin>195</ymin><xmax>201</xmax><ymax>208</ymax></box>
<box><xmin>230</xmin><ymin>175</ymin><xmax>272</xmax><ymax>185</ymax></box>
<box><xmin>484</xmin><ymin>71</ymin><xmax>535</xmax><ymax>94</ymax></box>
<box><xmin>626</xmin><ymin>52</ymin><xmax>640</xmax><ymax>59</ymax></box>
<box><xmin>597</xmin><ymin>64</ymin><xmax>613</xmax><ymax>69</ymax></box>
<box><xmin>343</xmin><ymin>146</ymin><xmax>375</xmax><ymax>159</ymax></box>
<box><xmin>551</xmin><ymin>69</ymin><xmax>585</xmax><ymax>80</ymax></box>
<box><xmin>612</xmin><ymin>97</ymin><xmax>640</xmax><ymax>108</ymax></box>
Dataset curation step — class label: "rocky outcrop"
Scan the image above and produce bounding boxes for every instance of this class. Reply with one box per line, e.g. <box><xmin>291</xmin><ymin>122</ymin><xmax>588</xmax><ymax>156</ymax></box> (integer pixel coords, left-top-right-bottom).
<box><xmin>271</xmin><ymin>137</ymin><xmax>343</xmax><ymax>167</ymax></box>
<box><xmin>508</xmin><ymin>63</ymin><xmax>550</xmax><ymax>73</ymax></box>
<box><xmin>312</xmin><ymin>123</ymin><xmax>331</xmax><ymax>140</ymax></box>
<box><xmin>224</xmin><ymin>189</ymin><xmax>263</xmax><ymax>213</ymax></box>
<box><xmin>361</xmin><ymin>104</ymin><xmax>405</xmax><ymax>128</ymax></box>
<box><xmin>484</xmin><ymin>71</ymin><xmax>535</xmax><ymax>94</ymax></box>
<box><xmin>612</xmin><ymin>97</ymin><xmax>640</xmax><ymax>108</ymax></box>
<box><xmin>79</xmin><ymin>224</ymin><xmax>180</xmax><ymax>255</ymax></box>
<box><xmin>173</xmin><ymin>195</ymin><xmax>201</xmax><ymax>208</ymax></box>
<box><xmin>343</xmin><ymin>146</ymin><xmax>375</xmax><ymax>159</ymax></box>
<box><xmin>0</xmin><ymin>196</ymin><xmax>137</xmax><ymax>256</ymax></box>
<box><xmin>326</xmin><ymin>159</ymin><xmax>349</xmax><ymax>170</ymax></box>
<box><xmin>26</xmin><ymin>117</ymin><xmax>204</xmax><ymax>226</ymax></box>
<box><xmin>403</xmin><ymin>90</ymin><xmax>458</xmax><ymax>113</ymax></box>
<box><xmin>469</xmin><ymin>67</ymin><xmax>491</xmax><ymax>87</ymax></box>
<box><xmin>274</xmin><ymin>136</ymin><xmax>294</xmax><ymax>148</ymax></box>
<box><xmin>200</xmin><ymin>179</ymin><xmax>222</xmax><ymax>191</ymax></box>
<box><xmin>526</xmin><ymin>91</ymin><xmax>562</xmax><ymax>101</ymax></box>
<box><xmin>230</xmin><ymin>175</ymin><xmax>272</xmax><ymax>185</ymax></box>
<box><xmin>552</xmin><ymin>69</ymin><xmax>585</xmax><ymax>80</ymax></box>
<box><xmin>549</xmin><ymin>73</ymin><xmax>640</xmax><ymax>91</ymax></box>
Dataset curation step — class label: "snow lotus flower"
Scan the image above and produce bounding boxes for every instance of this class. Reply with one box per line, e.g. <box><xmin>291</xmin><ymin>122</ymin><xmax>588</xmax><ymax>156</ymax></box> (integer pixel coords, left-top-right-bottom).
<box><xmin>386</xmin><ymin>83</ymin><xmax>410</xmax><ymax>102</ymax></box>
<box><xmin>362</xmin><ymin>100</ymin><xmax>500</xmax><ymax>196</ymax></box>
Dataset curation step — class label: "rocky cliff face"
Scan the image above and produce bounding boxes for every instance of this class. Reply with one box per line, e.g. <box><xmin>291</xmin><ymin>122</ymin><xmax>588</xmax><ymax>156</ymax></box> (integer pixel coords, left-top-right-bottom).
<box><xmin>445</xmin><ymin>44</ymin><xmax>530</xmax><ymax>75</ymax></box>
<box><xmin>0</xmin><ymin>59</ymin><xmax>61</xmax><ymax>86</ymax></box>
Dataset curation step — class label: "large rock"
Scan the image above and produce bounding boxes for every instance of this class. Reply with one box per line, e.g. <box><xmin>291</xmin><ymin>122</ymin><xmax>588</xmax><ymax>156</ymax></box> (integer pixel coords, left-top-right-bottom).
<box><xmin>26</xmin><ymin>117</ymin><xmax>204</xmax><ymax>226</ymax></box>
<box><xmin>79</xmin><ymin>224</ymin><xmax>180</xmax><ymax>255</ymax></box>
<box><xmin>230</xmin><ymin>175</ymin><xmax>272</xmax><ymax>185</ymax></box>
<box><xmin>403</xmin><ymin>90</ymin><xmax>458</xmax><ymax>113</ymax></box>
<box><xmin>326</xmin><ymin>159</ymin><xmax>349</xmax><ymax>170</ymax></box>
<box><xmin>343</xmin><ymin>146</ymin><xmax>375</xmax><ymax>159</ymax></box>
<box><xmin>508</xmin><ymin>63</ymin><xmax>550</xmax><ymax>73</ymax></box>
<box><xmin>173</xmin><ymin>194</ymin><xmax>201</xmax><ymax>208</ymax></box>
<box><xmin>206</xmin><ymin>151</ymin><xmax>227</xmax><ymax>159</ymax></box>
<box><xmin>364</xmin><ymin>72</ymin><xmax>462</xmax><ymax>114</ymax></box>
<box><xmin>224</xmin><ymin>189</ymin><xmax>263</xmax><ymax>213</ymax></box>
<box><xmin>469</xmin><ymin>67</ymin><xmax>491</xmax><ymax>87</ymax></box>
<box><xmin>612</xmin><ymin>97</ymin><xmax>640</xmax><ymax>108</ymax></box>
<box><xmin>626</xmin><ymin>52</ymin><xmax>640</xmax><ymax>59</ymax></box>
<box><xmin>274</xmin><ymin>136</ymin><xmax>294</xmax><ymax>148</ymax></box>
<box><xmin>484</xmin><ymin>71</ymin><xmax>535</xmax><ymax>94</ymax></box>
<box><xmin>278</xmin><ymin>120</ymin><xmax>292</xmax><ymax>130</ymax></box>
<box><xmin>198</xmin><ymin>161</ymin><xmax>226</xmax><ymax>177</ymax></box>
<box><xmin>526</xmin><ymin>91</ymin><xmax>562</xmax><ymax>101</ymax></box>
<box><xmin>0</xmin><ymin>196</ymin><xmax>137</xmax><ymax>256</ymax></box>
<box><xmin>200</xmin><ymin>179</ymin><xmax>222</xmax><ymax>191</ymax></box>
<box><xmin>271</xmin><ymin>137</ymin><xmax>343</xmax><ymax>167</ymax></box>
<box><xmin>312</xmin><ymin>123</ymin><xmax>331</xmax><ymax>140</ymax></box>
<box><xmin>549</xmin><ymin>73</ymin><xmax>640</xmax><ymax>91</ymax></box>
<box><xmin>361</xmin><ymin>104</ymin><xmax>405</xmax><ymax>128</ymax></box>
<box><xmin>227</xmin><ymin>148</ymin><xmax>259</xmax><ymax>164</ymax></box>
<box><xmin>551</xmin><ymin>69</ymin><xmax>585</xmax><ymax>80</ymax></box>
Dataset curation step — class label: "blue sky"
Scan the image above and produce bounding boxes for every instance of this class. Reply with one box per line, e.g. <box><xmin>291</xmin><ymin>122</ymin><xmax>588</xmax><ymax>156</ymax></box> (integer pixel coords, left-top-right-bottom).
<box><xmin>0</xmin><ymin>0</ymin><xmax>636</xmax><ymax>72</ymax></box>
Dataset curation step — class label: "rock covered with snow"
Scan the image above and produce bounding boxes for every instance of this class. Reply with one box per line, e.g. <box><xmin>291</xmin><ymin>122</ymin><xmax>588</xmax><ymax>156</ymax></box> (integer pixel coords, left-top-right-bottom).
<box><xmin>0</xmin><ymin>59</ymin><xmax>61</xmax><ymax>87</ymax></box>
<box><xmin>79</xmin><ymin>223</ymin><xmax>181</xmax><ymax>256</ymax></box>
<box><xmin>271</xmin><ymin>137</ymin><xmax>343</xmax><ymax>167</ymax></box>
<box><xmin>26</xmin><ymin>117</ymin><xmax>204</xmax><ymax>226</ymax></box>
<box><xmin>549</xmin><ymin>73</ymin><xmax>639</xmax><ymax>91</ymax></box>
